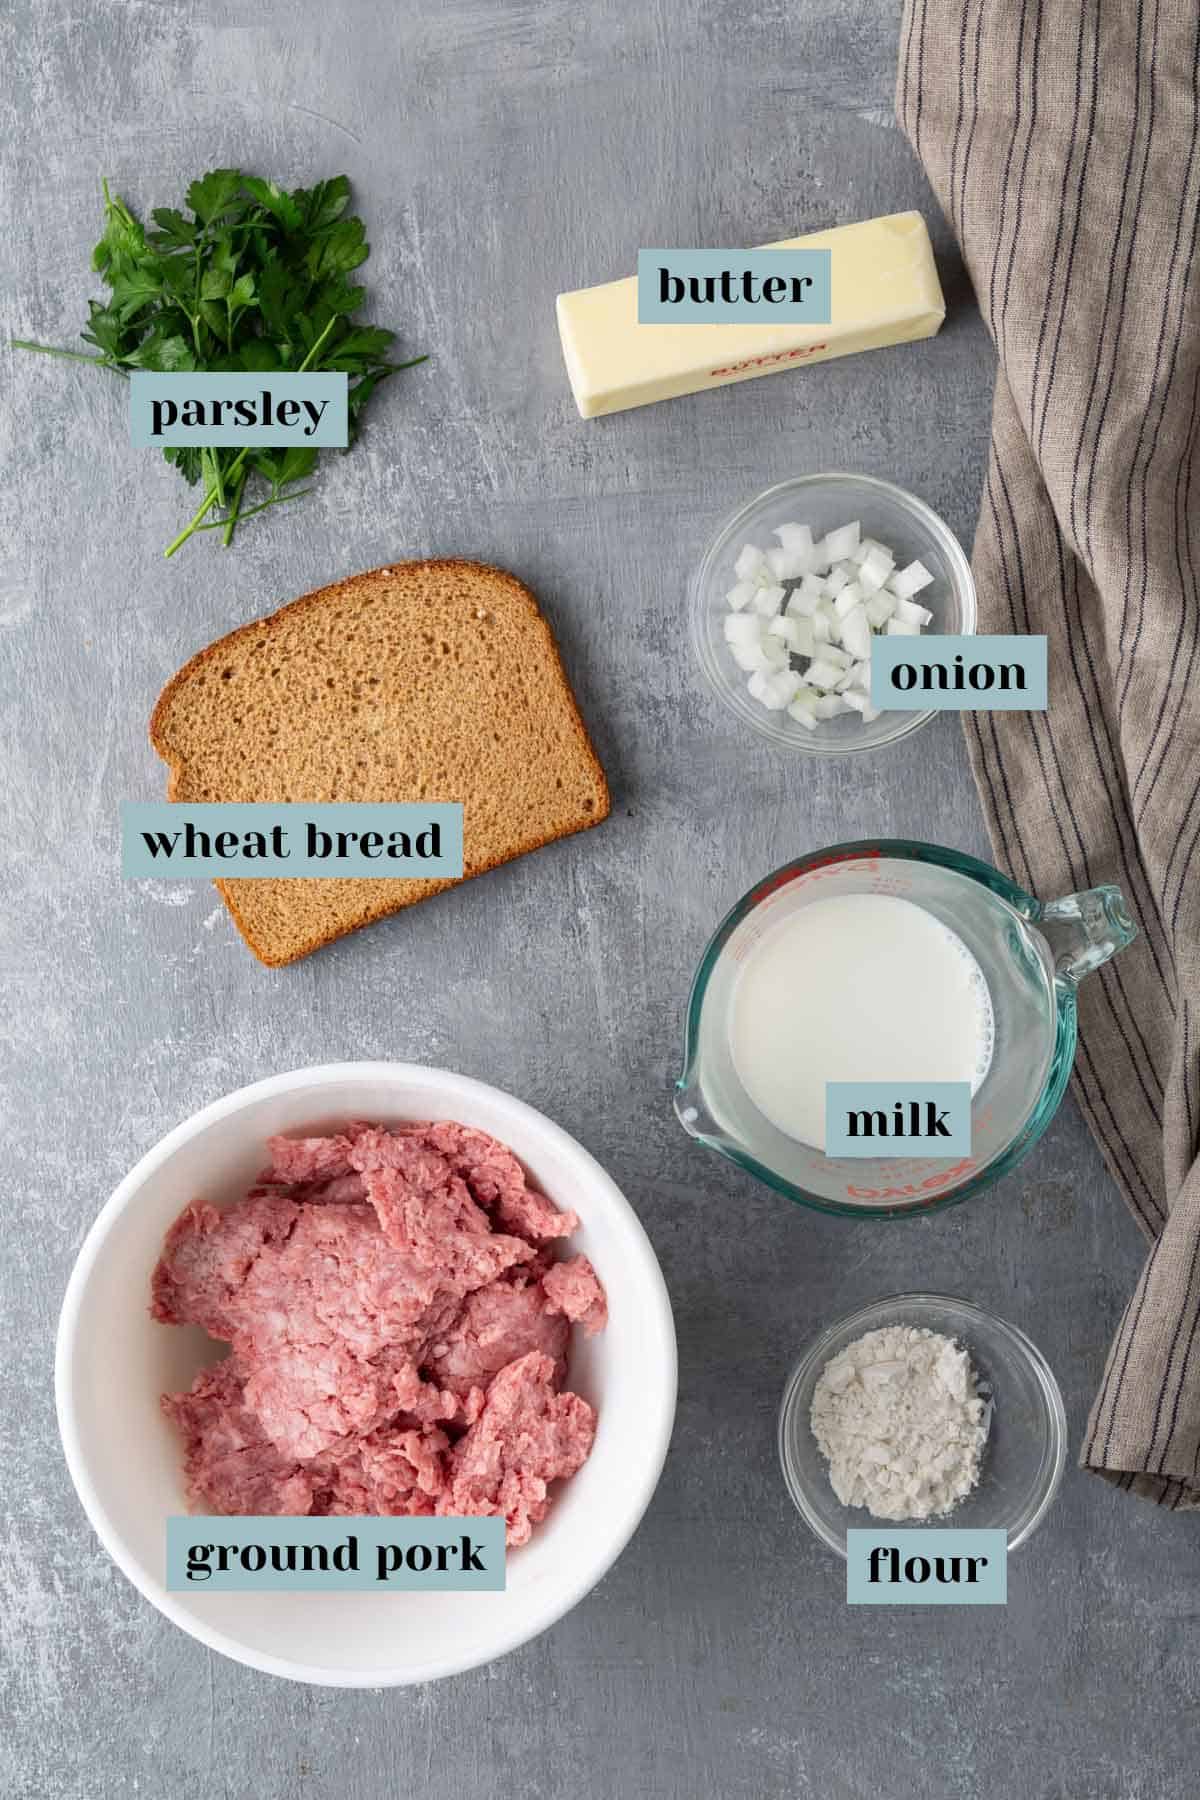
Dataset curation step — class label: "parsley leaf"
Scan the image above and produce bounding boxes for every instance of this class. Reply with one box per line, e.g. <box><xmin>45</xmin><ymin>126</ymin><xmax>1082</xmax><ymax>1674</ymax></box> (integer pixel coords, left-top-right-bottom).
<box><xmin>240</xmin><ymin>176</ymin><xmax>303</xmax><ymax>234</ymax></box>
<box><xmin>148</xmin><ymin>208</ymin><xmax>195</xmax><ymax>248</ymax></box>
<box><xmin>254</xmin><ymin>445</ymin><xmax>320</xmax><ymax>492</ymax></box>
<box><xmin>185</xmin><ymin>168</ymin><xmax>243</xmax><ymax>225</ymax></box>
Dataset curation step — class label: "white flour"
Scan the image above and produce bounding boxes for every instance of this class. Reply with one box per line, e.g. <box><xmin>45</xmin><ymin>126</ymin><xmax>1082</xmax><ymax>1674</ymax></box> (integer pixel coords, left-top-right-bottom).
<box><xmin>811</xmin><ymin>1324</ymin><xmax>988</xmax><ymax>1520</ymax></box>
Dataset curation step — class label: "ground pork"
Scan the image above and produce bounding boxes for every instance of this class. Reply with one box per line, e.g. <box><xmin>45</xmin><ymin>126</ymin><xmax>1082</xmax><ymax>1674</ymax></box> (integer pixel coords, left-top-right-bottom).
<box><xmin>313</xmin><ymin>1423</ymin><xmax>452</xmax><ymax>1516</ymax></box>
<box><xmin>423</xmin><ymin>1275</ymin><xmax>569</xmax><ymax>1396</ymax></box>
<box><xmin>151</xmin><ymin>1190</ymin><xmax>301</xmax><ymax>1338</ymax></box>
<box><xmin>155</xmin><ymin>1121</ymin><xmax>605</xmax><ymax>1545</ymax></box>
<box><xmin>438</xmin><ymin>1352</ymin><xmax>597</xmax><ymax>1546</ymax></box>
<box><xmin>421</xmin><ymin>1121</ymin><xmax>582</xmax><ymax>1241</ymax></box>
<box><xmin>162</xmin><ymin>1358</ymin><xmax>317</xmax><ymax>1516</ymax></box>
<box><xmin>543</xmin><ymin>1255</ymin><xmax>608</xmax><ymax>1336</ymax></box>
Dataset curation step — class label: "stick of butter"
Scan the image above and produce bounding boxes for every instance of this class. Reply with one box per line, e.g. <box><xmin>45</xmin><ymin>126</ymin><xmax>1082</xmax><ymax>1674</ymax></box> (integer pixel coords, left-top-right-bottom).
<box><xmin>556</xmin><ymin>212</ymin><xmax>945</xmax><ymax>419</ymax></box>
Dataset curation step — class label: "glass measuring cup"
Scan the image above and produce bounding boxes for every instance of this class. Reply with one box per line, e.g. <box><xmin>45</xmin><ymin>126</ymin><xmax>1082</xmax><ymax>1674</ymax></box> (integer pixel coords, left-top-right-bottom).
<box><xmin>674</xmin><ymin>840</ymin><xmax>1136</xmax><ymax>1219</ymax></box>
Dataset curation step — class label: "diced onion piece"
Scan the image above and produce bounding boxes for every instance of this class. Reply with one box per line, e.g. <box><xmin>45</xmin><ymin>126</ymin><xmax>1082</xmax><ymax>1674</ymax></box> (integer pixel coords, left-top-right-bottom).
<box><xmin>840</xmin><ymin>604</ymin><xmax>872</xmax><ymax>661</ymax></box>
<box><xmin>851</xmin><ymin>536</ymin><xmax>889</xmax><ymax>567</ymax></box>
<box><xmin>857</xmin><ymin>547</ymin><xmax>895</xmax><ymax>596</ymax></box>
<box><xmin>886</xmin><ymin>617</ymin><xmax>921</xmax><ymax>636</ymax></box>
<box><xmin>766</xmin><ymin>615</ymin><xmax>801</xmax><ymax>649</ymax></box>
<box><xmin>735</xmin><ymin>543</ymin><xmax>767</xmax><ymax>583</ymax></box>
<box><xmin>814</xmin><ymin>694</ymin><xmax>852</xmax><ymax>719</ymax></box>
<box><xmin>786</xmin><ymin>587</ymin><xmax>821</xmax><ymax>620</ymax></box>
<box><xmin>771</xmin><ymin>614</ymin><xmax>815</xmax><ymax>659</ymax></box>
<box><xmin>726</xmin><ymin>580</ymin><xmax>757</xmax><ymax>611</ymax></box>
<box><xmin>834</xmin><ymin>659</ymin><xmax>870</xmax><ymax>694</ymax></box>
<box><xmin>724</xmin><ymin>612</ymin><xmax>763</xmax><ymax>645</ymax></box>
<box><xmin>824</xmin><ymin>565</ymin><xmax>852</xmax><ymax>598</ymax></box>
<box><xmin>805</xmin><ymin>656</ymin><xmax>847</xmax><ymax>691</ymax></box>
<box><xmin>749</xmin><ymin>667</ymin><xmax>801</xmax><ymax>711</ymax></box>
<box><xmin>892</xmin><ymin>595</ymin><xmax>934</xmax><ymax>626</ymax></box>
<box><xmin>834</xmin><ymin>580</ymin><xmax>866</xmax><ymax>619</ymax></box>
<box><xmin>774</xmin><ymin>522</ymin><xmax>815</xmax><ymax>557</ymax></box>
<box><xmin>819</xmin><ymin>521</ymin><xmax>861</xmax><ymax>565</ymax></box>
<box><xmin>766</xmin><ymin>545</ymin><xmax>807</xmax><ymax>582</ymax></box>
<box><xmin>865</xmin><ymin>589</ymin><xmax>896</xmax><ymax>628</ymax></box>
<box><xmin>798</xmin><ymin>571</ymin><xmax>826</xmax><ymax>600</ymax></box>
<box><xmin>811</xmin><ymin>609</ymin><xmax>833</xmax><ymax>644</ymax></box>
<box><xmin>821</xmin><ymin>642</ymin><xmax>852</xmax><ymax>671</ymax></box>
<box><xmin>790</xmin><ymin>617</ymin><xmax>815</xmax><ymax>658</ymax></box>
<box><xmin>787</xmin><ymin>688</ymin><xmax>820</xmax><ymax>728</ymax></box>
<box><xmin>889</xmin><ymin>558</ymin><xmax>934</xmax><ymax>599</ymax></box>
<box><xmin>753</xmin><ymin>584</ymin><xmax>786</xmax><ymax>617</ymax></box>
<box><xmin>735</xmin><ymin>636</ymin><xmax>786</xmax><ymax>672</ymax></box>
<box><xmin>844</xmin><ymin>690</ymin><xmax>882</xmax><ymax>720</ymax></box>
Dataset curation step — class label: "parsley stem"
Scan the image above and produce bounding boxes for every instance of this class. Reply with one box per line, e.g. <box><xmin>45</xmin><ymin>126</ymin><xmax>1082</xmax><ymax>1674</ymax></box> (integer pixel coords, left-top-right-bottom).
<box><xmin>163</xmin><ymin>445</ymin><xmax>250</xmax><ymax>557</ymax></box>
<box><xmin>221</xmin><ymin>466</ymin><xmax>249</xmax><ymax>547</ymax></box>
<box><xmin>204</xmin><ymin>448</ymin><xmax>226</xmax><ymax>510</ymax></box>
<box><xmin>10</xmin><ymin>339</ymin><xmax>116</xmax><ymax>365</ymax></box>
<box><xmin>197</xmin><ymin>486</ymin><xmax>313</xmax><ymax>532</ymax></box>
<box><xmin>163</xmin><ymin>314</ymin><xmax>340</xmax><ymax>558</ymax></box>
<box><xmin>297</xmin><ymin>314</ymin><xmax>338</xmax><ymax>372</ymax></box>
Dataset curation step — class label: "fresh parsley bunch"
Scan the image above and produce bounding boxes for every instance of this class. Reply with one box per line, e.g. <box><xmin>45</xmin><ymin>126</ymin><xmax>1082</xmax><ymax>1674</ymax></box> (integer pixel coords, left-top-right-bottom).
<box><xmin>14</xmin><ymin>170</ymin><xmax>425</xmax><ymax>555</ymax></box>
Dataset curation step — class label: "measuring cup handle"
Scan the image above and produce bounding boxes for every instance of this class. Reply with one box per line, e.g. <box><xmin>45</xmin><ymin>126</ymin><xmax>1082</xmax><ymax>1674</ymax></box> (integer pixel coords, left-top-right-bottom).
<box><xmin>1040</xmin><ymin>885</ymin><xmax>1137</xmax><ymax>984</ymax></box>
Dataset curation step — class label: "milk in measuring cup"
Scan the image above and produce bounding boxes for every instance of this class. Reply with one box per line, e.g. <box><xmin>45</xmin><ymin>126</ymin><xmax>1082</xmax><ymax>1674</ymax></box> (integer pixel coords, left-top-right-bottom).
<box><xmin>730</xmin><ymin>893</ymin><xmax>994</xmax><ymax>1151</ymax></box>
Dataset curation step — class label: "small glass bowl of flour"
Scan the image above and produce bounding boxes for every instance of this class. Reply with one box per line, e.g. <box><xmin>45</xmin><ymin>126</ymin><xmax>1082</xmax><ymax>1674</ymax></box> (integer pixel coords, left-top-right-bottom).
<box><xmin>778</xmin><ymin>1294</ymin><xmax>1066</xmax><ymax>1556</ymax></box>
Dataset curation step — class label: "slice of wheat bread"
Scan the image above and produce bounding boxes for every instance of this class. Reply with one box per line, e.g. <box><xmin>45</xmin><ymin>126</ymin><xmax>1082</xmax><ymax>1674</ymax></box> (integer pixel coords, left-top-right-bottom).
<box><xmin>149</xmin><ymin>559</ymin><xmax>611</xmax><ymax>966</ymax></box>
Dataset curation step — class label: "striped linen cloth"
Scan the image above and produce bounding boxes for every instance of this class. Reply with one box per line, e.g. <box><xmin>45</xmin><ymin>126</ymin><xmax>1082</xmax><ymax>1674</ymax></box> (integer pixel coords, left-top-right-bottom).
<box><xmin>897</xmin><ymin>0</ymin><xmax>1200</xmax><ymax>1504</ymax></box>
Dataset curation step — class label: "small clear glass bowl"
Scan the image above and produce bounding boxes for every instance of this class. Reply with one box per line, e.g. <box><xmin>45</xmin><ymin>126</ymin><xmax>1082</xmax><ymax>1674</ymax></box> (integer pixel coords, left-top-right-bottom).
<box><xmin>778</xmin><ymin>1294</ymin><xmax>1067</xmax><ymax>1557</ymax></box>
<box><xmin>691</xmin><ymin>473</ymin><xmax>977</xmax><ymax>755</ymax></box>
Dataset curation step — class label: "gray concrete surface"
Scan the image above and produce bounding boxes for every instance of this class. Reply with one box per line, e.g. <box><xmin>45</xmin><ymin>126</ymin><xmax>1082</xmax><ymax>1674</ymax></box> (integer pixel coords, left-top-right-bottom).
<box><xmin>2</xmin><ymin>3</ymin><xmax>1193</xmax><ymax>1797</ymax></box>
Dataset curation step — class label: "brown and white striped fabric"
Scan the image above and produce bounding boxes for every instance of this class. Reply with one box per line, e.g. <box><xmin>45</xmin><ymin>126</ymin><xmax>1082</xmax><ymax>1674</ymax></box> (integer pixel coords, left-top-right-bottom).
<box><xmin>897</xmin><ymin>0</ymin><xmax>1200</xmax><ymax>1504</ymax></box>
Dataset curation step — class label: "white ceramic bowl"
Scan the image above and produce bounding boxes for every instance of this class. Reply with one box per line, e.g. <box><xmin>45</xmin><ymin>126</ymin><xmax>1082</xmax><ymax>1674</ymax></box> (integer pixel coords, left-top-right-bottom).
<box><xmin>56</xmin><ymin>1063</ymin><xmax>677</xmax><ymax>1687</ymax></box>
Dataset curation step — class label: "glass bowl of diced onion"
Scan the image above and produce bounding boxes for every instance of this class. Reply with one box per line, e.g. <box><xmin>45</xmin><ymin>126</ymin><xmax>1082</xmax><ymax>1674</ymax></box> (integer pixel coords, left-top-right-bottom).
<box><xmin>690</xmin><ymin>473</ymin><xmax>977</xmax><ymax>755</ymax></box>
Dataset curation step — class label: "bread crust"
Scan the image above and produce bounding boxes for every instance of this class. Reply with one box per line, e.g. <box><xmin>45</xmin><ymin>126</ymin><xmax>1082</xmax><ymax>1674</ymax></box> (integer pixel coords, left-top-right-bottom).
<box><xmin>149</xmin><ymin>558</ymin><xmax>611</xmax><ymax>966</ymax></box>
